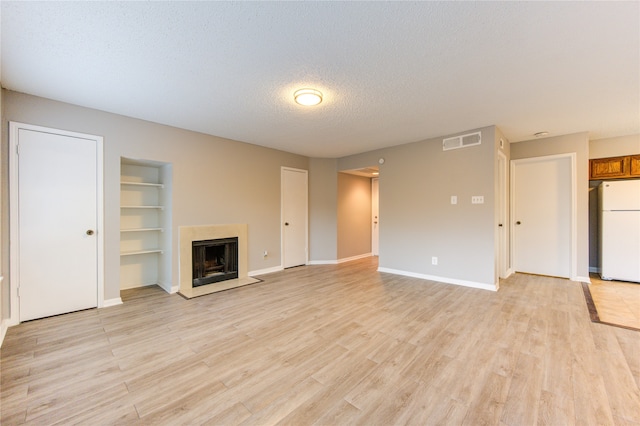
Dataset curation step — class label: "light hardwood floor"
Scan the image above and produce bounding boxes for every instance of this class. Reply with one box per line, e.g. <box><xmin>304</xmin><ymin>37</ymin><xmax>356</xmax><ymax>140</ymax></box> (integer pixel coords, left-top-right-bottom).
<box><xmin>588</xmin><ymin>274</ymin><xmax>640</xmax><ymax>330</ymax></box>
<box><xmin>2</xmin><ymin>257</ymin><xmax>639</xmax><ymax>425</ymax></box>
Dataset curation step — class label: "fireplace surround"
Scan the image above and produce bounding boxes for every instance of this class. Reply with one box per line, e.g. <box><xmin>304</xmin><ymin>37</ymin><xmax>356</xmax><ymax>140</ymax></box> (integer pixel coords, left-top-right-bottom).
<box><xmin>179</xmin><ymin>224</ymin><xmax>259</xmax><ymax>298</ymax></box>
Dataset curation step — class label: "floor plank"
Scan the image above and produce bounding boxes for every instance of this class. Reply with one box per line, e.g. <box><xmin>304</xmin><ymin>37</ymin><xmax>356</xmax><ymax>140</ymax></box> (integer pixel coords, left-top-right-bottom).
<box><xmin>1</xmin><ymin>257</ymin><xmax>638</xmax><ymax>425</ymax></box>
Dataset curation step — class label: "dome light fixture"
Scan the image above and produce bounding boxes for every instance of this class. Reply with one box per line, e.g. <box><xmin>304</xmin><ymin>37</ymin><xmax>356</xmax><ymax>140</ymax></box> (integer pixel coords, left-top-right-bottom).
<box><xmin>294</xmin><ymin>88</ymin><xmax>323</xmax><ymax>106</ymax></box>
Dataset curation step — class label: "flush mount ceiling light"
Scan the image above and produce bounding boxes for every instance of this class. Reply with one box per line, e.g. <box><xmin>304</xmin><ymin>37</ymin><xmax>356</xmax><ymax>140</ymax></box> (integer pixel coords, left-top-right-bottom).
<box><xmin>294</xmin><ymin>88</ymin><xmax>323</xmax><ymax>106</ymax></box>
<box><xmin>534</xmin><ymin>131</ymin><xmax>549</xmax><ymax>138</ymax></box>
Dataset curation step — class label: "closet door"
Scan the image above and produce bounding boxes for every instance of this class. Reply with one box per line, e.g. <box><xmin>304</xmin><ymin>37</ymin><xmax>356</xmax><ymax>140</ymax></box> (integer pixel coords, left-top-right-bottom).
<box><xmin>13</xmin><ymin>124</ymin><xmax>100</xmax><ymax>321</ymax></box>
<box><xmin>282</xmin><ymin>167</ymin><xmax>308</xmax><ymax>268</ymax></box>
<box><xmin>511</xmin><ymin>154</ymin><xmax>572</xmax><ymax>279</ymax></box>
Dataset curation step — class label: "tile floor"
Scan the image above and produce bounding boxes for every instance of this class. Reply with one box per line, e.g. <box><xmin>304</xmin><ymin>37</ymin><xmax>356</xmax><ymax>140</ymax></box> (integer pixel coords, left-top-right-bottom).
<box><xmin>588</xmin><ymin>274</ymin><xmax>640</xmax><ymax>330</ymax></box>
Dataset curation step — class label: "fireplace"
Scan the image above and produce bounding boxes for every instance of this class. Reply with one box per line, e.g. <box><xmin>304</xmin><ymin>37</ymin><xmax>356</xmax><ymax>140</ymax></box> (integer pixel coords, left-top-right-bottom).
<box><xmin>192</xmin><ymin>237</ymin><xmax>238</xmax><ymax>287</ymax></box>
<box><xmin>179</xmin><ymin>224</ymin><xmax>259</xmax><ymax>299</ymax></box>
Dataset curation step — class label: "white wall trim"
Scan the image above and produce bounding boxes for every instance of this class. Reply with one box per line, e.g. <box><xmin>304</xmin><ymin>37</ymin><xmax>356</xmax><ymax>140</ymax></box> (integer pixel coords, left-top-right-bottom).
<box><xmin>169</xmin><ymin>285</ymin><xmax>180</xmax><ymax>294</ymax></box>
<box><xmin>102</xmin><ymin>298</ymin><xmax>123</xmax><ymax>308</ymax></box>
<box><xmin>249</xmin><ymin>265</ymin><xmax>284</xmax><ymax>276</ymax></box>
<box><xmin>573</xmin><ymin>276</ymin><xmax>591</xmax><ymax>283</ymax></box>
<box><xmin>307</xmin><ymin>260</ymin><xmax>338</xmax><ymax>265</ymax></box>
<box><xmin>378</xmin><ymin>267</ymin><xmax>497</xmax><ymax>292</ymax></box>
<box><xmin>9</xmin><ymin>122</ymin><xmax>105</xmax><ymax>324</ymax></box>
<box><xmin>338</xmin><ymin>253</ymin><xmax>372</xmax><ymax>264</ymax></box>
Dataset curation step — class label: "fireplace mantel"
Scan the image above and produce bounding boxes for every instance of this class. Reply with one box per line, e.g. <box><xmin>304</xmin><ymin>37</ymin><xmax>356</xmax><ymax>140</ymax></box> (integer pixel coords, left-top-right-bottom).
<box><xmin>179</xmin><ymin>224</ymin><xmax>259</xmax><ymax>298</ymax></box>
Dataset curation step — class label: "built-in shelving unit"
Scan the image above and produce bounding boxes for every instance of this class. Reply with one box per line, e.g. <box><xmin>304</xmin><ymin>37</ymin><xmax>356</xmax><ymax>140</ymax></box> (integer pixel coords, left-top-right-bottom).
<box><xmin>120</xmin><ymin>159</ymin><xmax>172</xmax><ymax>291</ymax></box>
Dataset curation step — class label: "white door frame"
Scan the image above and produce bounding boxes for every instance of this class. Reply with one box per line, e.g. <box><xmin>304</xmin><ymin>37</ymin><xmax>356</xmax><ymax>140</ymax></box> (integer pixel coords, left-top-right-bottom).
<box><xmin>280</xmin><ymin>166</ymin><xmax>308</xmax><ymax>268</ymax></box>
<box><xmin>510</xmin><ymin>152</ymin><xmax>577</xmax><ymax>281</ymax></box>
<box><xmin>9</xmin><ymin>122</ymin><xmax>105</xmax><ymax>326</ymax></box>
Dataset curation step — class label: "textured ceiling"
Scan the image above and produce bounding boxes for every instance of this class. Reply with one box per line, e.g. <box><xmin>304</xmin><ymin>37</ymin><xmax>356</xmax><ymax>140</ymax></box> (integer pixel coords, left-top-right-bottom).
<box><xmin>2</xmin><ymin>1</ymin><xmax>638</xmax><ymax>158</ymax></box>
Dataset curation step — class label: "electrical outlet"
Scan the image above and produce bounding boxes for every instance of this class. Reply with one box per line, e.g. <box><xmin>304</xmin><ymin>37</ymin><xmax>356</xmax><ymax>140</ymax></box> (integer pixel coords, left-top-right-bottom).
<box><xmin>432</xmin><ymin>256</ymin><xmax>438</xmax><ymax>265</ymax></box>
<box><xmin>263</xmin><ymin>250</ymin><xmax>268</xmax><ymax>257</ymax></box>
<box><xmin>451</xmin><ymin>195</ymin><xmax>457</xmax><ymax>205</ymax></box>
<box><xmin>471</xmin><ymin>196</ymin><xmax>484</xmax><ymax>204</ymax></box>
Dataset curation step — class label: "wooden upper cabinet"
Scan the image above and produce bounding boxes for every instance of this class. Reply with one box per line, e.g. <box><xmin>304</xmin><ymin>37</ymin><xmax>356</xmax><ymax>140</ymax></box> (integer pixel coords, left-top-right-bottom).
<box><xmin>590</xmin><ymin>154</ymin><xmax>640</xmax><ymax>180</ymax></box>
<box><xmin>631</xmin><ymin>155</ymin><xmax>640</xmax><ymax>177</ymax></box>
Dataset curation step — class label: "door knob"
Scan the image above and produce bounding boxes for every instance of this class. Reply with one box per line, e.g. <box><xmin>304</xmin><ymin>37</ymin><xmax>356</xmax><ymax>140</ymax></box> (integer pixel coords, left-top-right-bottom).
<box><xmin>516</xmin><ymin>221</ymin><xmax>521</xmax><ymax>225</ymax></box>
<box><xmin>285</xmin><ymin>222</ymin><xmax>289</xmax><ymax>226</ymax></box>
<box><xmin>498</xmin><ymin>224</ymin><xmax>503</xmax><ymax>227</ymax></box>
<box><xmin>86</xmin><ymin>230</ymin><xmax>95</xmax><ymax>235</ymax></box>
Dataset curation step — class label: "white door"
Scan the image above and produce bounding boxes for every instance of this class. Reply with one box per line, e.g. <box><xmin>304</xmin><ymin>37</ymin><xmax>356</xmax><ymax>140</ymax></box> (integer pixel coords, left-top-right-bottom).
<box><xmin>497</xmin><ymin>152</ymin><xmax>508</xmax><ymax>278</ymax></box>
<box><xmin>282</xmin><ymin>168</ymin><xmax>308</xmax><ymax>268</ymax></box>
<box><xmin>372</xmin><ymin>178</ymin><xmax>379</xmax><ymax>256</ymax></box>
<box><xmin>13</xmin><ymin>125</ymin><xmax>100</xmax><ymax>321</ymax></box>
<box><xmin>512</xmin><ymin>155</ymin><xmax>572</xmax><ymax>278</ymax></box>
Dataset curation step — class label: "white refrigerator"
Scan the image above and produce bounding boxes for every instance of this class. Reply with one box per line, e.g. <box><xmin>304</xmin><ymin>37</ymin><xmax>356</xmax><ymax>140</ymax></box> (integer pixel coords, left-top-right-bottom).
<box><xmin>599</xmin><ymin>180</ymin><xmax>640</xmax><ymax>283</ymax></box>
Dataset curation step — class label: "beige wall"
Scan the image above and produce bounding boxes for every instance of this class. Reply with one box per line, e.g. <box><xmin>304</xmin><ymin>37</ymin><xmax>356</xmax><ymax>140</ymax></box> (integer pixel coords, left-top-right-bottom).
<box><xmin>337</xmin><ymin>173</ymin><xmax>371</xmax><ymax>260</ymax></box>
<box><xmin>338</xmin><ymin>126</ymin><xmax>498</xmax><ymax>288</ymax></box>
<box><xmin>510</xmin><ymin>132</ymin><xmax>590</xmax><ymax>279</ymax></box>
<box><xmin>587</xmin><ymin>133</ymin><xmax>640</xmax><ymax>270</ymax></box>
<box><xmin>1</xmin><ymin>90</ymin><xmax>308</xmax><ymax>306</ymax></box>
<box><xmin>589</xmin><ymin>134</ymin><xmax>640</xmax><ymax>159</ymax></box>
<box><xmin>308</xmin><ymin>158</ymin><xmax>338</xmax><ymax>262</ymax></box>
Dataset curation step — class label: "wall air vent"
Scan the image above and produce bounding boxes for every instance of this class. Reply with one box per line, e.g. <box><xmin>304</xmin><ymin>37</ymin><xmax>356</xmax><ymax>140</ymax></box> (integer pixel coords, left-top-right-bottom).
<box><xmin>442</xmin><ymin>131</ymin><xmax>482</xmax><ymax>151</ymax></box>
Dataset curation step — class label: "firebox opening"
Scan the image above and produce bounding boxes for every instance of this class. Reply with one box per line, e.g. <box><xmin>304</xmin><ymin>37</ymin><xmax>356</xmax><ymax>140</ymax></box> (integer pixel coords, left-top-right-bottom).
<box><xmin>192</xmin><ymin>237</ymin><xmax>238</xmax><ymax>287</ymax></box>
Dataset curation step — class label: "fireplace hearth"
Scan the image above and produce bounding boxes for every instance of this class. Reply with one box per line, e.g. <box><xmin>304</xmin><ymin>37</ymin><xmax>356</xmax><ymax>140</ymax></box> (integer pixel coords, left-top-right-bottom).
<box><xmin>192</xmin><ymin>237</ymin><xmax>238</xmax><ymax>287</ymax></box>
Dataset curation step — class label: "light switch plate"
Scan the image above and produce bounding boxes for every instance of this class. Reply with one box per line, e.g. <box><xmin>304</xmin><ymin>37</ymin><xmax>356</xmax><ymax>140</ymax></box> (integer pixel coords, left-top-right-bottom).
<box><xmin>451</xmin><ymin>195</ymin><xmax>457</xmax><ymax>205</ymax></box>
<box><xmin>472</xmin><ymin>196</ymin><xmax>484</xmax><ymax>204</ymax></box>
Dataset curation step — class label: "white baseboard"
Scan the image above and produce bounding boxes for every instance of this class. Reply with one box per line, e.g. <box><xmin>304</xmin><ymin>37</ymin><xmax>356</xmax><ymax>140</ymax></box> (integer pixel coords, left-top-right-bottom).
<box><xmin>338</xmin><ymin>253</ymin><xmax>372</xmax><ymax>264</ymax></box>
<box><xmin>103</xmin><ymin>297</ymin><xmax>123</xmax><ymax>308</ymax></box>
<box><xmin>572</xmin><ymin>275</ymin><xmax>591</xmax><ymax>283</ymax></box>
<box><xmin>169</xmin><ymin>285</ymin><xmax>180</xmax><ymax>294</ymax></box>
<box><xmin>249</xmin><ymin>265</ymin><xmax>284</xmax><ymax>276</ymax></box>
<box><xmin>377</xmin><ymin>267</ymin><xmax>497</xmax><ymax>292</ymax></box>
<box><xmin>307</xmin><ymin>260</ymin><xmax>338</xmax><ymax>265</ymax></box>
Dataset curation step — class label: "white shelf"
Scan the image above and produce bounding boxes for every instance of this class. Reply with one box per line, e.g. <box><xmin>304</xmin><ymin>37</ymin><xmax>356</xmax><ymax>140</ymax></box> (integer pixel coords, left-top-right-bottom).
<box><xmin>120</xmin><ymin>228</ymin><xmax>164</xmax><ymax>233</ymax></box>
<box><xmin>120</xmin><ymin>249</ymin><xmax>163</xmax><ymax>256</ymax></box>
<box><xmin>121</xmin><ymin>181</ymin><xmax>164</xmax><ymax>188</ymax></box>
<box><xmin>121</xmin><ymin>205</ymin><xmax>164</xmax><ymax>210</ymax></box>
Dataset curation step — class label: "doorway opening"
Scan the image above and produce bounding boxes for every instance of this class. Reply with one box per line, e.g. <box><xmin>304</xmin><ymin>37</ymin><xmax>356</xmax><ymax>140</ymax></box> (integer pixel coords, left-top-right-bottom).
<box><xmin>339</xmin><ymin>166</ymin><xmax>379</xmax><ymax>260</ymax></box>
